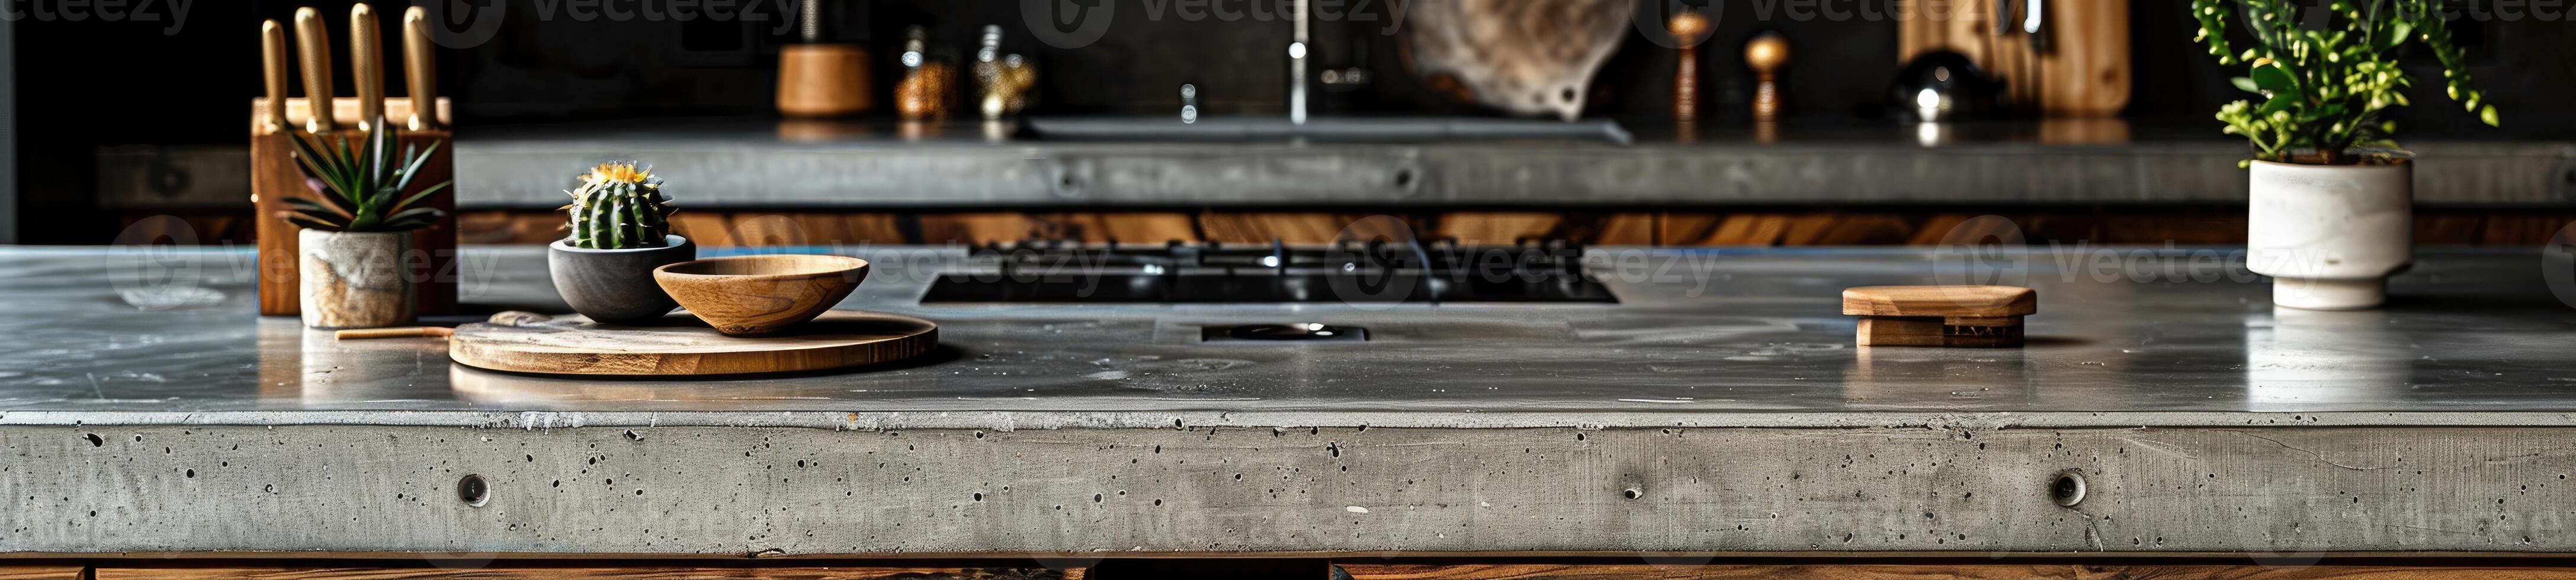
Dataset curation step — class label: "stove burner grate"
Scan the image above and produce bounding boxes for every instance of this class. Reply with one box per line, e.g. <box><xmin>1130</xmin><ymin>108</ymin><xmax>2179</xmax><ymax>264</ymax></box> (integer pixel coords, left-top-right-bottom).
<box><xmin>923</xmin><ymin>239</ymin><xmax>1619</xmax><ymax>304</ymax></box>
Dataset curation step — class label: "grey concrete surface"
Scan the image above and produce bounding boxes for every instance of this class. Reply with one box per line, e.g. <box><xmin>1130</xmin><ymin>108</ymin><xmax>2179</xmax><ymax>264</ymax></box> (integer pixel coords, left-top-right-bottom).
<box><xmin>7</xmin><ymin>423</ymin><xmax>2574</xmax><ymax>557</ymax></box>
<box><xmin>448</xmin><ymin>123</ymin><xmax>2576</xmax><ymax>208</ymax></box>
<box><xmin>7</xmin><ymin>244</ymin><xmax>2576</xmax><ymax>422</ymax></box>
<box><xmin>95</xmin><ymin>120</ymin><xmax>2576</xmax><ymax>209</ymax></box>
<box><xmin>6</xmin><ymin>244</ymin><xmax>2576</xmax><ymax>556</ymax></box>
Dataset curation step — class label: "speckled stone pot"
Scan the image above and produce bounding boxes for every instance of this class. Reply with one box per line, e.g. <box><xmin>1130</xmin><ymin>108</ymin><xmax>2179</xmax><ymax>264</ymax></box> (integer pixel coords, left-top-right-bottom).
<box><xmin>548</xmin><ymin>235</ymin><xmax>695</xmax><ymax>323</ymax></box>
<box><xmin>299</xmin><ymin>229</ymin><xmax>415</xmax><ymax>329</ymax></box>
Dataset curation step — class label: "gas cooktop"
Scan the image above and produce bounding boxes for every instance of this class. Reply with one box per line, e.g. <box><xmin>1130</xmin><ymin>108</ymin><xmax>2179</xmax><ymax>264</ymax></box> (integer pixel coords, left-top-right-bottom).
<box><xmin>920</xmin><ymin>240</ymin><xmax>1618</xmax><ymax>304</ymax></box>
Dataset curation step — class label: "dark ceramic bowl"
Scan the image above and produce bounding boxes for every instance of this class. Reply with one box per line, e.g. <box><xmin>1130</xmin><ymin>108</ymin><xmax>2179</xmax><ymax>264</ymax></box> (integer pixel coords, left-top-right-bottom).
<box><xmin>547</xmin><ymin>235</ymin><xmax>696</xmax><ymax>323</ymax></box>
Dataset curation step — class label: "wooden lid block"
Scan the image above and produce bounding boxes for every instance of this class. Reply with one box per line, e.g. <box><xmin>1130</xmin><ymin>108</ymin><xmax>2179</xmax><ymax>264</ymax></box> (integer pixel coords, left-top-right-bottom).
<box><xmin>1843</xmin><ymin>285</ymin><xmax>2036</xmax><ymax>348</ymax></box>
<box><xmin>1842</xmin><ymin>285</ymin><xmax>2037</xmax><ymax>318</ymax></box>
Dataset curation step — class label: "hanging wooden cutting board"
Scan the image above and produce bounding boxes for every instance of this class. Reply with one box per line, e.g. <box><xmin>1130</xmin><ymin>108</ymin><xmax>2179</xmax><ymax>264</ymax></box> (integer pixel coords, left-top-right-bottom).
<box><xmin>1895</xmin><ymin>0</ymin><xmax>2129</xmax><ymax>117</ymax></box>
<box><xmin>450</xmin><ymin>311</ymin><xmax>938</xmax><ymax>376</ymax></box>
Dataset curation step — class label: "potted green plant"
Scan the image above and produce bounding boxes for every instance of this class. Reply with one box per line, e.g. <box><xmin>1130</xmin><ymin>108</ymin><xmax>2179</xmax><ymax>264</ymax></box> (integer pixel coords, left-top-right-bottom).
<box><xmin>547</xmin><ymin>162</ymin><xmax>694</xmax><ymax>323</ymax></box>
<box><xmin>2190</xmin><ymin>0</ymin><xmax>2497</xmax><ymax>310</ymax></box>
<box><xmin>283</xmin><ymin>118</ymin><xmax>451</xmax><ymax>329</ymax></box>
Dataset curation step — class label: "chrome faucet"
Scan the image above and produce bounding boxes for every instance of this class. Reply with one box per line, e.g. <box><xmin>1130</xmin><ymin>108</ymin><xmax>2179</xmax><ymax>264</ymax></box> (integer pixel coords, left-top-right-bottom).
<box><xmin>1176</xmin><ymin>1</ymin><xmax>1310</xmax><ymax>127</ymax></box>
<box><xmin>1288</xmin><ymin>0</ymin><xmax>1308</xmax><ymax>125</ymax></box>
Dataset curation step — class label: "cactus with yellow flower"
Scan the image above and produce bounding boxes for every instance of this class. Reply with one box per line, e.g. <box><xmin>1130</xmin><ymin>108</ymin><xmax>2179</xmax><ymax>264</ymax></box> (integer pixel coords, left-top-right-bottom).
<box><xmin>562</xmin><ymin>162</ymin><xmax>678</xmax><ymax>250</ymax></box>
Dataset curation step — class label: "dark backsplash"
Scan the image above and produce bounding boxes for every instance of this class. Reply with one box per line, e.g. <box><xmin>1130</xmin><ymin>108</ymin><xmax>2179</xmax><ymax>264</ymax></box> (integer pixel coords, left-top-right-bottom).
<box><xmin>420</xmin><ymin>0</ymin><xmax>2567</xmax><ymax>136</ymax></box>
<box><xmin>10</xmin><ymin>0</ymin><xmax>2573</xmax><ymax>243</ymax></box>
<box><xmin>428</xmin><ymin>0</ymin><xmax>1902</xmax><ymax>123</ymax></box>
<box><xmin>18</xmin><ymin>1</ymin><xmax>2569</xmax><ymax>132</ymax></box>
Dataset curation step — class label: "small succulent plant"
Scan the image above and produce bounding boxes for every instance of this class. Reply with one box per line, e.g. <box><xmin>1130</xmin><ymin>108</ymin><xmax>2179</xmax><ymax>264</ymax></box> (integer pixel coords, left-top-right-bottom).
<box><xmin>2189</xmin><ymin>0</ymin><xmax>2497</xmax><ymax>166</ymax></box>
<box><xmin>562</xmin><ymin>162</ymin><xmax>678</xmax><ymax>249</ymax></box>
<box><xmin>282</xmin><ymin>118</ymin><xmax>451</xmax><ymax>232</ymax></box>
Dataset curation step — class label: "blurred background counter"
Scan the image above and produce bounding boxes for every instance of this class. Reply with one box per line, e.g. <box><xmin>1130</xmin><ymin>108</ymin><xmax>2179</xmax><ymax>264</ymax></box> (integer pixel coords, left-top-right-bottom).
<box><xmin>96</xmin><ymin>117</ymin><xmax>2576</xmax><ymax>248</ymax></box>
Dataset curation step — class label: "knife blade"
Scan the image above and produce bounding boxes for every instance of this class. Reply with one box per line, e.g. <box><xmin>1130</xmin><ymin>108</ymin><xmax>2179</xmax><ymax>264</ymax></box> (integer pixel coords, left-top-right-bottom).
<box><xmin>350</xmin><ymin>3</ymin><xmax>384</xmax><ymax>131</ymax></box>
<box><xmin>291</xmin><ymin>7</ymin><xmax>336</xmax><ymax>133</ymax></box>
<box><xmin>261</xmin><ymin>19</ymin><xmax>288</xmax><ymax>133</ymax></box>
<box><xmin>402</xmin><ymin>6</ymin><xmax>439</xmax><ymax>130</ymax></box>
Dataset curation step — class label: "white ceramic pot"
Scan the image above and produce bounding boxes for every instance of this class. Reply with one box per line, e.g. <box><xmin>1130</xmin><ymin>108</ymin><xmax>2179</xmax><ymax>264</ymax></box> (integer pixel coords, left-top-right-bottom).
<box><xmin>299</xmin><ymin>229</ymin><xmax>415</xmax><ymax>328</ymax></box>
<box><xmin>2244</xmin><ymin>160</ymin><xmax>2413</xmax><ymax>310</ymax></box>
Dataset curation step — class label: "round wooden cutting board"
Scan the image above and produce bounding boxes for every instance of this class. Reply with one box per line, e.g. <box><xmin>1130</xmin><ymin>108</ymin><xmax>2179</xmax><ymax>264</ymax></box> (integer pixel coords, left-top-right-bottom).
<box><xmin>449</xmin><ymin>311</ymin><xmax>938</xmax><ymax>376</ymax></box>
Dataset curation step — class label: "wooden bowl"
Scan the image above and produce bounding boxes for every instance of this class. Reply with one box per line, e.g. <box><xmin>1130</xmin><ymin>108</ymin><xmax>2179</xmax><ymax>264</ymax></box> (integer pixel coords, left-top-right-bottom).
<box><xmin>653</xmin><ymin>254</ymin><xmax>870</xmax><ymax>336</ymax></box>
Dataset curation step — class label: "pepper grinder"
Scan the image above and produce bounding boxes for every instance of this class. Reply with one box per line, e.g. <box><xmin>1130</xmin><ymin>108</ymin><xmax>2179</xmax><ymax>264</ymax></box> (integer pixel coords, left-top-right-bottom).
<box><xmin>973</xmin><ymin>25</ymin><xmax>1038</xmax><ymax>120</ymax></box>
<box><xmin>1745</xmin><ymin>32</ymin><xmax>1790</xmax><ymax>123</ymax></box>
<box><xmin>776</xmin><ymin>0</ymin><xmax>874</xmax><ymax>117</ymax></box>
<box><xmin>894</xmin><ymin>25</ymin><xmax>956</xmax><ymax>121</ymax></box>
<box><xmin>1666</xmin><ymin>10</ymin><xmax>1713</xmax><ymax>124</ymax></box>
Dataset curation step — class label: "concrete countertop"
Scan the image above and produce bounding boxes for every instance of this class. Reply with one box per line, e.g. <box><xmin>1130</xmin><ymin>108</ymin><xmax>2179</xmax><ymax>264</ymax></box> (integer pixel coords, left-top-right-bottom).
<box><xmin>7</xmin><ymin>244</ymin><xmax>2576</xmax><ymax>423</ymax></box>
<box><xmin>441</xmin><ymin>118</ymin><xmax>2576</xmax><ymax>208</ymax></box>
<box><xmin>5</xmin><ymin>245</ymin><xmax>2576</xmax><ymax>558</ymax></box>
<box><xmin>101</xmin><ymin>118</ymin><xmax>2576</xmax><ymax>210</ymax></box>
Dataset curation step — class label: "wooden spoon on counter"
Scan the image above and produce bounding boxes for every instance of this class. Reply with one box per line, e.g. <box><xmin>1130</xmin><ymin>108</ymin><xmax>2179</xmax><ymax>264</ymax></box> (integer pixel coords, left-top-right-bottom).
<box><xmin>335</xmin><ymin>311</ymin><xmax>547</xmax><ymax>340</ymax></box>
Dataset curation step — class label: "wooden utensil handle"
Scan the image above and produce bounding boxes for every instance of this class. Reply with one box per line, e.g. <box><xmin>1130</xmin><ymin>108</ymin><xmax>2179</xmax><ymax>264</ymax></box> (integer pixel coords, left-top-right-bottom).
<box><xmin>261</xmin><ymin>20</ymin><xmax>289</xmax><ymax>132</ymax></box>
<box><xmin>350</xmin><ymin>4</ymin><xmax>384</xmax><ymax>130</ymax></box>
<box><xmin>401</xmin><ymin>6</ymin><xmax>440</xmax><ymax>130</ymax></box>
<box><xmin>335</xmin><ymin>327</ymin><xmax>454</xmax><ymax>340</ymax></box>
<box><xmin>292</xmin><ymin>7</ymin><xmax>336</xmax><ymax>132</ymax></box>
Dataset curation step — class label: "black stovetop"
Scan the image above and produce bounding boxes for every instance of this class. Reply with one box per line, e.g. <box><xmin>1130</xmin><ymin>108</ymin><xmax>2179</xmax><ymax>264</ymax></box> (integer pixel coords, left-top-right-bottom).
<box><xmin>920</xmin><ymin>240</ymin><xmax>1618</xmax><ymax>304</ymax></box>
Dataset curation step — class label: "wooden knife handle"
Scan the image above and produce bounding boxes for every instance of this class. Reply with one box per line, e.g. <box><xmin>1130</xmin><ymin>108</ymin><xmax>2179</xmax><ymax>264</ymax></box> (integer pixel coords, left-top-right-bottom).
<box><xmin>401</xmin><ymin>6</ymin><xmax>440</xmax><ymax>130</ymax></box>
<box><xmin>350</xmin><ymin>4</ymin><xmax>384</xmax><ymax>131</ymax></box>
<box><xmin>261</xmin><ymin>20</ymin><xmax>289</xmax><ymax>133</ymax></box>
<box><xmin>292</xmin><ymin>7</ymin><xmax>336</xmax><ymax>133</ymax></box>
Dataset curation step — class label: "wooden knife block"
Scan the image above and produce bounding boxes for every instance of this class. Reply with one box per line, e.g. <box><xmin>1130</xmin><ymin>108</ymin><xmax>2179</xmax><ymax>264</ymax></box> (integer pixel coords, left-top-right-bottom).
<box><xmin>251</xmin><ymin>96</ymin><xmax>456</xmax><ymax>317</ymax></box>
